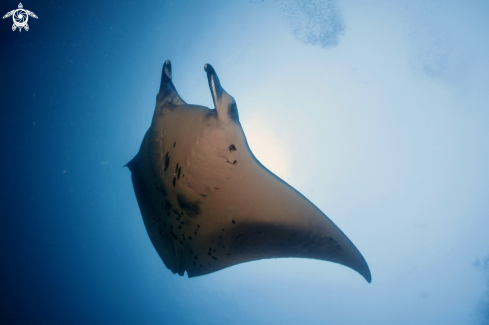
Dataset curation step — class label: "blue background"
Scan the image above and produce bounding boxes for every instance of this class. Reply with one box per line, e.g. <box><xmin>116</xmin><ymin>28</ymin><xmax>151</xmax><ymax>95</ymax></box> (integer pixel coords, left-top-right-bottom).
<box><xmin>1</xmin><ymin>0</ymin><xmax>489</xmax><ymax>324</ymax></box>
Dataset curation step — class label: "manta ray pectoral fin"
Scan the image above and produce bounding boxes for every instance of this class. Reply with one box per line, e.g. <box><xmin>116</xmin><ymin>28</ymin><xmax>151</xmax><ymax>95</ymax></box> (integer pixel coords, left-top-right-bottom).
<box><xmin>183</xmin><ymin>152</ymin><xmax>372</xmax><ymax>282</ymax></box>
<box><xmin>204</xmin><ymin>64</ymin><xmax>239</xmax><ymax>122</ymax></box>
<box><xmin>157</xmin><ymin>60</ymin><xmax>186</xmax><ymax>106</ymax></box>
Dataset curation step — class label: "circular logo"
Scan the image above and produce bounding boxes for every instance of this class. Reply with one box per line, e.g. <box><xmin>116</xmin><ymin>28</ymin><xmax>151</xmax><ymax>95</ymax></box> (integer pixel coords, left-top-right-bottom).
<box><xmin>13</xmin><ymin>9</ymin><xmax>28</xmax><ymax>27</ymax></box>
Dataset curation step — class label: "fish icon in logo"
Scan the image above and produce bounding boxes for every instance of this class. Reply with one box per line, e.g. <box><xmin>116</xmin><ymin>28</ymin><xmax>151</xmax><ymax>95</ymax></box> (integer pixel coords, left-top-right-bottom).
<box><xmin>3</xmin><ymin>3</ymin><xmax>38</xmax><ymax>32</ymax></box>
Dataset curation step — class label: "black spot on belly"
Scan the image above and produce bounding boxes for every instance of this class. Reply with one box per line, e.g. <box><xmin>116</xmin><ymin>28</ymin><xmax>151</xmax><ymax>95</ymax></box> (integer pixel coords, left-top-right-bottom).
<box><xmin>229</xmin><ymin>144</ymin><xmax>237</xmax><ymax>152</ymax></box>
<box><xmin>164</xmin><ymin>152</ymin><xmax>170</xmax><ymax>172</ymax></box>
<box><xmin>173</xmin><ymin>141</ymin><xmax>176</xmax><ymax>148</ymax></box>
<box><xmin>175</xmin><ymin>162</ymin><xmax>179</xmax><ymax>173</ymax></box>
<box><xmin>177</xmin><ymin>194</ymin><xmax>201</xmax><ymax>217</ymax></box>
<box><xmin>158</xmin><ymin>185</ymin><xmax>167</xmax><ymax>196</ymax></box>
<box><xmin>232</xmin><ymin>220</ymin><xmax>236</xmax><ymax>224</ymax></box>
<box><xmin>173</xmin><ymin>177</ymin><xmax>176</xmax><ymax>187</ymax></box>
<box><xmin>177</xmin><ymin>167</ymin><xmax>181</xmax><ymax>180</ymax></box>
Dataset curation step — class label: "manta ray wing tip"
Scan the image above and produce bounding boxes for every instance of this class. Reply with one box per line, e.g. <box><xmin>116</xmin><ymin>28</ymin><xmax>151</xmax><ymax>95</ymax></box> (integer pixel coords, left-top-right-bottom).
<box><xmin>363</xmin><ymin>268</ymin><xmax>372</xmax><ymax>283</ymax></box>
<box><xmin>355</xmin><ymin>258</ymin><xmax>372</xmax><ymax>283</ymax></box>
<box><xmin>124</xmin><ymin>156</ymin><xmax>138</xmax><ymax>170</ymax></box>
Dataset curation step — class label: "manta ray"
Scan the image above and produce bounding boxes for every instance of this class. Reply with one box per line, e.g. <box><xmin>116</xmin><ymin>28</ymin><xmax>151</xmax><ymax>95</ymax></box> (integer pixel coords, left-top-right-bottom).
<box><xmin>126</xmin><ymin>61</ymin><xmax>371</xmax><ymax>282</ymax></box>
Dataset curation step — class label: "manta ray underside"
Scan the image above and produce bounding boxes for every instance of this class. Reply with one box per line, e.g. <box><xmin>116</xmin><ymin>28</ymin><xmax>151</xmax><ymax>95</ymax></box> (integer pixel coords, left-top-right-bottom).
<box><xmin>126</xmin><ymin>60</ymin><xmax>371</xmax><ymax>282</ymax></box>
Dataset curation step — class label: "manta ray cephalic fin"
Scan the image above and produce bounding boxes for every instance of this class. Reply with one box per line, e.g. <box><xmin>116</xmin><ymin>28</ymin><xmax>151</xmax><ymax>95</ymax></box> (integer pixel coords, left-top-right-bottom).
<box><xmin>158</xmin><ymin>60</ymin><xmax>186</xmax><ymax>107</ymax></box>
<box><xmin>204</xmin><ymin>63</ymin><xmax>239</xmax><ymax>122</ymax></box>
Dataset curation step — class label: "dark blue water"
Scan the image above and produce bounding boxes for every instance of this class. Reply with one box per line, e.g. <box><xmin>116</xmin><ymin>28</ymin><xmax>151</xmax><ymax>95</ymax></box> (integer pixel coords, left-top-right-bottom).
<box><xmin>2</xmin><ymin>0</ymin><xmax>489</xmax><ymax>324</ymax></box>
<box><xmin>1</xmin><ymin>1</ymin><xmax>197</xmax><ymax>323</ymax></box>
